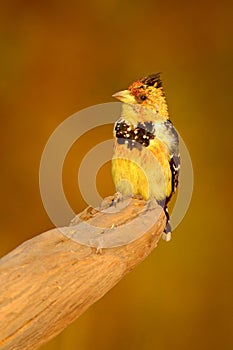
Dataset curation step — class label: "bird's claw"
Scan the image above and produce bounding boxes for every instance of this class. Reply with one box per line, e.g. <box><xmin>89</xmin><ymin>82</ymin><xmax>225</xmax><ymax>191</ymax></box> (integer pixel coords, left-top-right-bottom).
<box><xmin>111</xmin><ymin>191</ymin><xmax>123</xmax><ymax>207</ymax></box>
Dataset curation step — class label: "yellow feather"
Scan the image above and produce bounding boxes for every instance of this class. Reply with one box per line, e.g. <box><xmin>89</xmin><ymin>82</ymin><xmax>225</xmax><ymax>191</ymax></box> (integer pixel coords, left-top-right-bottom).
<box><xmin>112</xmin><ymin>138</ymin><xmax>171</xmax><ymax>201</ymax></box>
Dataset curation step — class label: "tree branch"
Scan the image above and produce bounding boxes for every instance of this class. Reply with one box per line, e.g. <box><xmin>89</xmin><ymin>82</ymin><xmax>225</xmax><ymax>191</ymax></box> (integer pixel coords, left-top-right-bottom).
<box><xmin>0</xmin><ymin>197</ymin><xmax>166</xmax><ymax>350</ymax></box>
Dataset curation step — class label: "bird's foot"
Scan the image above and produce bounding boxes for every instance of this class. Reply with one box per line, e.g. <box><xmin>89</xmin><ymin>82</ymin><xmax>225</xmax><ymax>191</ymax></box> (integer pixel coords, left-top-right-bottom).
<box><xmin>99</xmin><ymin>192</ymin><xmax>132</xmax><ymax>213</ymax></box>
<box><xmin>110</xmin><ymin>192</ymin><xmax>134</xmax><ymax>207</ymax></box>
<box><xmin>111</xmin><ymin>191</ymin><xmax>123</xmax><ymax>207</ymax></box>
<box><xmin>145</xmin><ymin>198</ymin><xmax>159</xmax><ymax>211</ymax></box>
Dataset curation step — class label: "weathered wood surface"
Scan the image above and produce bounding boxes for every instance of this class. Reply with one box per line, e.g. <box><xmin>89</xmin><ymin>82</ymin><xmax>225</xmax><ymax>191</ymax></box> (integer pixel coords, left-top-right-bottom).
<box><xmin>0</xmin><ymin>197</ymin><xmax>165</xmax><ymax>350</ymax></box>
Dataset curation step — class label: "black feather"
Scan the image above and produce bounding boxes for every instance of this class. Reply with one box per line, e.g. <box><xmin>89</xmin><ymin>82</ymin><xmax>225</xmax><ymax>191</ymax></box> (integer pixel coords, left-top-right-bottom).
<box><xmin>140</xmin><ymin>73</ymin><xmax>163</xmax><ymax>88</ymax></box>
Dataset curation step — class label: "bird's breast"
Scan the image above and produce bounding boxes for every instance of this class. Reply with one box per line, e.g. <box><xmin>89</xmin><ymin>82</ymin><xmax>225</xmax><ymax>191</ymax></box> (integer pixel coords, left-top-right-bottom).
<box><xmin>112</xmin><ymin>121</ymin><xmax>172</xmax><ymax>201</ymax></box>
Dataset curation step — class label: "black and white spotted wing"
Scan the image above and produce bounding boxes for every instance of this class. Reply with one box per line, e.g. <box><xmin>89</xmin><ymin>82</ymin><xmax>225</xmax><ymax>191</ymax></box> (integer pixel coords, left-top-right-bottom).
<box><xmin>166</xmin><ymin>120</ymin><xmax>180</xmax><ymax>205</ymax></box>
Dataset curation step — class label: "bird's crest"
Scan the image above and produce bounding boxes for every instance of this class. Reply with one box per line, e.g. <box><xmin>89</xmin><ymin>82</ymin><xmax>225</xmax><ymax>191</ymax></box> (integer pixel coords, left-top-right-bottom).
<box><xmin>140</xmin><ymin>73</ymin><xmax>163</xmax><ymax>89</ymax></box>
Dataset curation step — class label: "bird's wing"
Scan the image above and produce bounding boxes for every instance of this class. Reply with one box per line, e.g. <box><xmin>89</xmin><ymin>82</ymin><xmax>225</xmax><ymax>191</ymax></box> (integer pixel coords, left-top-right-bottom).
<box><xmin>169</xmin><ymin>153</ymin><xmax>180</xmax><ymax>195</ymax></box>
<box><xmin>166</xmin><ymin>120</ymin><xmax>180</xmax><ymax>203</ymax></box>
<box><xmin>155</xmin><ymin>119</ymin><xmax>180</xmax><ymax>204</ymax></box>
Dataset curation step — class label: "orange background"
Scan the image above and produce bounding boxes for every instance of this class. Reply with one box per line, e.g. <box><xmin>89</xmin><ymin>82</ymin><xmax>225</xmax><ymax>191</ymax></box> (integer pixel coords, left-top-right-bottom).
<box><xmin>1</xmin><ymin>1</ymin><xmax>233</xmax><ymax>349</ymax></box>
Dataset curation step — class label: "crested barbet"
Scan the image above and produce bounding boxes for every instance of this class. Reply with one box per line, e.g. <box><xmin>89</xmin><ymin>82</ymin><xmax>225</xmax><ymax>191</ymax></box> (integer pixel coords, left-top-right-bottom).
<box><xmin>111</xmin><ymin>73</ymin><xmax>180</xmax><ymax>241</ymax></box>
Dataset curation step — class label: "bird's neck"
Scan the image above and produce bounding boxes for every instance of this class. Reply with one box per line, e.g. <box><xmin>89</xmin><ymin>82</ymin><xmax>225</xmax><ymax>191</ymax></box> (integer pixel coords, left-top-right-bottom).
<box><xmin>121</xmin><ymin>103</ymin><xmax>168</xmax><ymax>125</ymax></box>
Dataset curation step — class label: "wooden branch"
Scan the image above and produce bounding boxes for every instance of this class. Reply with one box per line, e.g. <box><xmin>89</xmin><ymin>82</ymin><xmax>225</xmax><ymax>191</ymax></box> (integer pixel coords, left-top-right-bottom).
<box><xmin>0</xmin><ymin>197</ymin><xmax>166</xmax><ymax>350</ymax></box>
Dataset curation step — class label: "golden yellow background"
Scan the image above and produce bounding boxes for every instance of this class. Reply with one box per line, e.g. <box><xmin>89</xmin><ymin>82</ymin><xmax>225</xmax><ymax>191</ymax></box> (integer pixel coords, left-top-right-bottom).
<box><xmin>1</xmin><ymin>1</ymin><xmax>232</xmax><ymax>349</ymax></box>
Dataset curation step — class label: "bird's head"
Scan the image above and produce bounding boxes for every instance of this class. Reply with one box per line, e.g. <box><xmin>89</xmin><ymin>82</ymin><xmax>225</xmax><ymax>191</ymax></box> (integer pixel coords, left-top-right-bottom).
<box><xmin>112</xmin><ymin>73</ymin><xmax>169</xmax><ymax>120</ymax></box>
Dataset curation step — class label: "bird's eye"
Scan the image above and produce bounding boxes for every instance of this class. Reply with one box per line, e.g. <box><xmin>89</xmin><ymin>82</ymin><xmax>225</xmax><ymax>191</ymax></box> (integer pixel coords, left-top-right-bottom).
<box><xmin>140</xmin><ymin>95</ymin><xmax>147</xmax><ymax>101</ymax></box>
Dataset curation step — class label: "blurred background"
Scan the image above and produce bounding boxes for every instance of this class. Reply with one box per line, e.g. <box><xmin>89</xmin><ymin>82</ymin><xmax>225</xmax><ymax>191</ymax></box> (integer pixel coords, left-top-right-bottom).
<box><xmin>1</xmin><ymin>1</ymin><xmax>233</xmax><ymax>349</ymax></box>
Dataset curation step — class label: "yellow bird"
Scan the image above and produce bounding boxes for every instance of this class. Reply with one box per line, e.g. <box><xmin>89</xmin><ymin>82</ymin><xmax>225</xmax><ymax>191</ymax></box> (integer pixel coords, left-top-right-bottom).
<box><xmin>112</xmin><ymin>73</ymin><xmax>180</xmax><ymax>240</ymax></box>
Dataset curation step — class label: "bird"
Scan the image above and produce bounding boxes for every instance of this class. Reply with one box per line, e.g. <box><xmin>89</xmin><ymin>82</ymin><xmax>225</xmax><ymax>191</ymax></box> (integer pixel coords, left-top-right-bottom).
<box><xmin>111</xmin><ymin>73</ymin><xmax>180</xmax><ymax>241</ymax></box>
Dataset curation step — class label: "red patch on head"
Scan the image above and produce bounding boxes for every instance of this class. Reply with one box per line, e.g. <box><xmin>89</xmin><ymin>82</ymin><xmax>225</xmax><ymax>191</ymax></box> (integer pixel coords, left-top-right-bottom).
<box><xmin>128</xmin><ymin>81</ymin><xmax>144</xmax><ymax>97</ymax></box>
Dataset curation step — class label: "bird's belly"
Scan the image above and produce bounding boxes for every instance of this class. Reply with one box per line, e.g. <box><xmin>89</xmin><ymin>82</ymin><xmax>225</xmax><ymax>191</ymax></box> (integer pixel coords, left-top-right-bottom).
<box><xmin>112</xmin><ymin>139</ymin><xmax>171</xmax><ymax>201</ymax></box>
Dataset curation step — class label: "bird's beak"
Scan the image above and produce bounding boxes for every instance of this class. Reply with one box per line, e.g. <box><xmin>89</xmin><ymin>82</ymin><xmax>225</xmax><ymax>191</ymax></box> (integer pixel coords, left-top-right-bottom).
<box><xmin>112</xmin><ymin>90</ymin><xmax>136</xmax><ymax>104</ymax></box>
